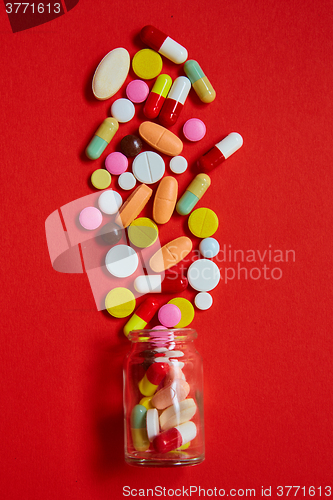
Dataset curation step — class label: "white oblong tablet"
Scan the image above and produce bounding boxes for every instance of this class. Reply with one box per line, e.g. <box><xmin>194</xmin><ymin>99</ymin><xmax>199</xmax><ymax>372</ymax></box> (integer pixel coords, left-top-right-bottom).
<box><xmin>98</xmin><ymin>189</ymin><xmax>123</xmax><ymax>214</ymax></box>
<box><xmin>132</xmin><ymin>151</ymin><xmax>165</xmax><ymax>184</ymax></box>
<box><xmin>146</xmin><ymin>408</ymin><xmax>159</xmax><ymax>442</ymax></box>
<box><xmin>164</xmin><ymin>350</ymin><xmax>184</xmax><ymax>358</ymax></box>
<box><xmin>118</xmin><ymin>172</ymin><xmax>136</xmax><ymax>190</ymax></box>
<box><xmin>169</xmin><ymin>155</ymin><xmax>188</xmax><ymax>174</ymax></box>
<box><xmin>105</xmin><ymin>244</ymin><xmax>138</xmax><ymax>278</ymax></box>
<box><xmin>92</xmin><ymin>48</ymin><xmax>130</xmax><ymax>100</ymax></box>
<box><xmin>187</xmin><ymin>259</ymin><xmax>220</xmax><ymax>292</ymax></box>
<box><xmin>134</xmin><ymin>275</ymin><xmax>162</xmax><ymax>293</ymax></box>
<box><xmin>194</xmin><ymin>292</ymin><xmax>213</xmax><ymax>310</ymax></box>
<box><xmin>111</xmin><ymin>98</ymin><xmax>135</xmax><ymax>123</ymax></box>
<box><xmin>159</xmin><ymin>398</ymin><xmax>196</xmax><ymax>431</ymax></box>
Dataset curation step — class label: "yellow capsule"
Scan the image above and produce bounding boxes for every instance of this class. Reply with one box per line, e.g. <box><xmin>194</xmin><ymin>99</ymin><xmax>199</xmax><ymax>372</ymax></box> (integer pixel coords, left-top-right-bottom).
<box><xmin>184</xmin><ymin>60</ymin><xmax>216</xmax><ymax>103</ymax></box>
<box><xmin>86</xmin><ymin>117</ymin><xmax>119</xmax><ymax>160</ymax></box>
<box><xmin>176</xmin><ymin>174</ymin><xmax>211</xmax><ymax>216</ymax></box>
<box><xmin>139</xmin><ymin>396</ymin><xmax>154</xmax><ymax>410</ymax></box>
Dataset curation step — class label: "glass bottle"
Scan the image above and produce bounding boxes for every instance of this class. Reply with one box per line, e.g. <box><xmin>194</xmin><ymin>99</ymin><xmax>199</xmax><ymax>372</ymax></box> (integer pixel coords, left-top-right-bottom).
<box><xmin>123</xmin><ymin>328</ymin><xmax>204</xmax><ymax>467</ymax></box>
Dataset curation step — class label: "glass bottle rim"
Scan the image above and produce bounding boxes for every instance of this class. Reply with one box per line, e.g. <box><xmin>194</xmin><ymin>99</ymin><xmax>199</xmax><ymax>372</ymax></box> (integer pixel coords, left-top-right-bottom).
<box><xmin>128</xmin><ymin>328</ymin><xmax>197</xmax><ymax>343</ymax></box>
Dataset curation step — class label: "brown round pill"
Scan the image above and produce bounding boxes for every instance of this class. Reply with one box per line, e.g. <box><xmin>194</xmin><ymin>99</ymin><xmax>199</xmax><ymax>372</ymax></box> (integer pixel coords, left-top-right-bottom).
<box><xmin>120</xmin><ymin>135</ymin><xmax>143</xmax><ymax>157</ymax></box>
<box><xmin>99</xmin><ymin>221</ymin><xmax>123</xmax><ymax>245</ymax></box>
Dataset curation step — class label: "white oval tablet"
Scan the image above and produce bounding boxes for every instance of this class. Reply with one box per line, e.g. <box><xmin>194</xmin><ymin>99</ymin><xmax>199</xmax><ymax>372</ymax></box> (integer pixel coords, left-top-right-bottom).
<box><xmin>146</xmin><ymin>408</ymin><xmax>159</xmax><ymax>442</ymax></box>
<box><xmin>164</xmin><ymin>350</ymin><xmax>184</xmax><ymax>358</ymax></box>
<box><xmin>132</xmin><ymin>151</ymin><xmax>165</xmax><ymax>184</ymax></box>
<box><xmin>118</xmin><ymin>172</ymin><xmax>136</xmax><ymax>190</ymax></box>
<box><xmin>111</xmin><ymin>98</ymin><xmax>135</xmax><ymax>123</ymax></box>
<box><xmin>105</xmin><ymin>244</ymin><xmax>138</xmax><ymax>278</ymax></box>
<box><xmin>194</xmin><ymin>292</ymin><xmax>213</xmax><ymax>310</ymax></box>
<box><xmin>169</xmin><ymin>155</ymin><xmax>188</xmax><ymax>174</ymax></box>
<box><xmin>98</xmin><ymin>189</ymin><xmax>123</xmax><ymax>214</ymax></box>
<box><xmin>92</xmin><ymin>48</ymin><xmax>130</xmax><ymax>100</ymax></box>
<box><xmin>187</xmin><ymin>259</ymin><xmax>220</xmax><ymax>292</ymax></box>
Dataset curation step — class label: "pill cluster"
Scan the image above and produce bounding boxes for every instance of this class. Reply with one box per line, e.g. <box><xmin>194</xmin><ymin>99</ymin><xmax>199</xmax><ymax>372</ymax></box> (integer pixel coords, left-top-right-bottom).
<box><xmin>124</xmin><ymin>328</ymin><xmax>204</xmax><ymax>464</ymax></box>
<box><xmin>80</xmin><ymin>25</ymin><xmax>243</xmax><ymax>331</ymax></box>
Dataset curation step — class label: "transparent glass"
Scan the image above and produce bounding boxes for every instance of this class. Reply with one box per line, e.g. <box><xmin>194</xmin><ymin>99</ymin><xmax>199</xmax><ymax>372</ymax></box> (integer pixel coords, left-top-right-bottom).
<box><xmin>123</xmin><ymin>328</ymin><xmax>205</xmax><ymax>467</ymax></box>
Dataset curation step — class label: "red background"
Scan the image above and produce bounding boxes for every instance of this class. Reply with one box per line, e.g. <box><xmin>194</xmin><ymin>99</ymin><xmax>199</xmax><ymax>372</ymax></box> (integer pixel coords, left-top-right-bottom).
<box><xmin>1</xmin><ymin>0</ymin><xmax>332</xmax><ymax>498</ymax></box>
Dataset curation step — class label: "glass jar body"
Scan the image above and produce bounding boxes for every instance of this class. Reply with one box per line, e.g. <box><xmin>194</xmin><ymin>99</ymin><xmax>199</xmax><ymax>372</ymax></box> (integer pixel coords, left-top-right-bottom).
<box><xmin>123</xmin><ymin>328</ymin><xmax>205</xmax><ymax>467</ymax></box>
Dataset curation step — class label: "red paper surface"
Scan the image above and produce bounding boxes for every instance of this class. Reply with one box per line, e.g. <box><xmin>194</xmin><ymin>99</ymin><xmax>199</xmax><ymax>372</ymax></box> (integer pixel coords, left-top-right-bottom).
<box><xmin>1</xmin><ymin>0</ymin><xmax>333</xmax><ymax>498</ymax></box>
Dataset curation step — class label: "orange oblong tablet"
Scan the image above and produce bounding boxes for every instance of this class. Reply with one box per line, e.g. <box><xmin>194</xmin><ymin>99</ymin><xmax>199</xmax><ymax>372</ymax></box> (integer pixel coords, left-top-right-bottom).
<box><xmin>153</xmin><ymin>176</ymin><xmax>178</xmax><ymax>224</ymax></box>
<box><xmin>149</xmin><ymin>236</ymin><xmax>192</xmax><ymax>272</ymax></box>
<box><xmin>114</xmin><ymin>184</ymin><xmax>153</xmax><ymax>228</ymax></box>
<box><xmin>139</xmin><ymin>121</ymin><xmax>183</xmax><ymax>156</ymax></box>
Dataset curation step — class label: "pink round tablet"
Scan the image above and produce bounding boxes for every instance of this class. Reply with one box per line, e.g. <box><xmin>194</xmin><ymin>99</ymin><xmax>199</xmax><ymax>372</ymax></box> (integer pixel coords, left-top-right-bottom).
<box><xmin>79</xmin><ymin>206</ymin><xmax>103</xmax><ymax>230</ymax></box>
<box><xmin>183</xmin><ymin>118</ymin><xmax>206</xmax><ymax>142</ymax></box>
<box><xmin>158</xmin><ymin>304</ymin><xmax>182</xmax><ymax>328</ymax></box>
<box><xmin>105</xmin><ymin>152</ymin><xmax>128</xmax><ymax>175</ymax></box>
<box><xmin>126</xmin><ymin>79</ymin><xmax>150</xmax><ymax>103</ymax></box>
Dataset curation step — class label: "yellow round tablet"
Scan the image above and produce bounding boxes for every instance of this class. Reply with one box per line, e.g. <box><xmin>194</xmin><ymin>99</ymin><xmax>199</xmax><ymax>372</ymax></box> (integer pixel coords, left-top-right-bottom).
<box><xmin>91</xmin><ymin>169</ymin><xmax>111</xmax><ymax>189</ymax></box>
<box><xmin>167</xmin><ymin>297</ymin><xmax>195</xmax><ymax>328</ymax></box>
<box><xmin>132</xmin><ymin>49</ymin><xmax>163</xmax><ymax>80</ymax></box>
<box><xmin>128</xmin><ymin>217</ymin><xmax>159</xmax><ymax>248</ymax></box>
<box><xmin>105</xmin><ymin>287</ymin><xmax>136</xmax><ymax>318</ymax></box>
<box><xmin>188</xmin><ymin>207</ymin><xmax>219</xmax><ymax>238</ymax></box>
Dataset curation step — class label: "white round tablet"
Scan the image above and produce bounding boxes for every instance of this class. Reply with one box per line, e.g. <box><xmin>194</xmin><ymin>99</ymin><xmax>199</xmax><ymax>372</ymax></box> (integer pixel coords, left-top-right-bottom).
<box><xmin>98</xmin><ymin>189</ymin><xmax>123</xmax><ymax>215</ymax></box>
<box><xmin>146</xmin><ymin>408</ymin><xmax>159</xmax><ymax>442</ymax></box>
<box><xmin>118</xmin><ymin>172</ymin><xmax>136</xmax><ymax>190</ymax></box>
<box><xmin>132</xmin><ymin>151</ymin><xmax>165</xmax><ymax>184</ymax></box>
<box><xmin>110</xmin><ymin>98</ymin><xmax>135</xmax><ymax>123</ymax></box>
<box><xmin>199</xmin><ymin>237</ymin><xmax>220</xmax><ymax>258</ymax></box>
<box><xmin>105</xmin><ymin>244</ymin><xmax>139</xmax><ymax>278</ymax></box>
<box><xmin>169</xmin><ymin>155</ymin><xmax>188</xmax><ymax>174</ymax></box>
<box><xmin>194</xmin><ymin>292</ymin><xmax>213</xmax><ymax>310</ymax></box>
<box><xmin>187</xmin><ymin>259</ymin><xmax>220</xmax><ymax>292</ymax></box>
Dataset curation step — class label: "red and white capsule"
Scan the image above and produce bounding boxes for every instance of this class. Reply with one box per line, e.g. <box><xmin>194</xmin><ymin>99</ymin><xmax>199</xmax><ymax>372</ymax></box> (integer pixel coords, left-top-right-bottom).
<box><xmin>197</xmin><ymin>133</ymin><xmax>243</xmax><ymax>173</ymax></box>
<box><xmin>159</xmin><ymin>76</ymin><xmax>191</xmax><ymax>128</ymax></box>
<box><xmin>140</xmin><ymin>25</ymin><xmax>188</xmax><ymax>65</ymax></box>
<box><xmin>153</xmin><ymin>421</ymin><xmax>197</xmax><ymax>453</ymax></box>
<box><xmin>134</xmin><ymin>272</ymin><xmax>188</xmax><ymax>294</ymax></box>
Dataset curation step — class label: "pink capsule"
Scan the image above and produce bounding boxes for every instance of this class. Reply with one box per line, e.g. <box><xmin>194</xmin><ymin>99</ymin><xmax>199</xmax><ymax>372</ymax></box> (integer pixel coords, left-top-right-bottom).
<box><xmin>159</xmin><ymin>77</ymin><xmax>191</xmax><ymax>128</ymax></box>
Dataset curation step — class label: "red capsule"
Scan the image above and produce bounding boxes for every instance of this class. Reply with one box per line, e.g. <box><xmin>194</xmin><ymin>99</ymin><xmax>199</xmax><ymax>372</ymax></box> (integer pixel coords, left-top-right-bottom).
<box><xmin>159</xmin><ymin>77</ymin><xmax>191</xmax><ymax>128</ymax></box>
<box><xmin>123</xmin><ymin>296</ymin><xmax>161</xmax><ymax>337</ymax></box>
<box><xmin>143</xmin><ymin>74</ymin><xmax>172</xmax><ymax>120</ymax></box>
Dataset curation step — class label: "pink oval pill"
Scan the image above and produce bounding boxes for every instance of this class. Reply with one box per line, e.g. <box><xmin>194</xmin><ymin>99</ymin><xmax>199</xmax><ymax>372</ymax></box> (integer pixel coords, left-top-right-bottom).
<box><xmin>126</xmin><ymin>79</ymin><xmax>150</xmax><ymax>103</ymax></box>
<box><xmin>105</xmin><ymin>152</ymin><xmax>128</xmax><ymax>175</ymax></box>
<box><xmin>158</xmin><ymin>304</ymin><xmax>181</xmax><ymax>328</ymax></box>
<box><xmin>79</xmin><ymin>206</ymin><xmax>103</xmax><ymax>230</ymax></box>
<box><xmin>183</xmin><ymin>118</ymin><xmax>206</xmax><ymax>142</ymax></box>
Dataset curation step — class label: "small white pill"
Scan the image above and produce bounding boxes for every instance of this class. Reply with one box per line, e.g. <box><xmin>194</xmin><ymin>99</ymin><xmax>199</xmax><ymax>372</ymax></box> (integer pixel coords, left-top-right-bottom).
<box><xmin>98</xmin><ymin>189</ymin><xmax>123</xmax><ymax>215</ymax></box>
<box><xmin>169</xmin><ymin>155</ymin><xmax>188</xmax><ymax>174</ymax></box>
<box><xmin>194</xmin><ymin>292</ymin><xmax>213</xmax><ymax>310</ymax></box>
<box><xmin>111</xmin><ymin>98</ymin><xmax>135</xmax><ymax>123</ymax></box>
<box><xmin>118</xmin><ymin>172</ymin><xmax>136</xmax><ymax>190</ymax></box>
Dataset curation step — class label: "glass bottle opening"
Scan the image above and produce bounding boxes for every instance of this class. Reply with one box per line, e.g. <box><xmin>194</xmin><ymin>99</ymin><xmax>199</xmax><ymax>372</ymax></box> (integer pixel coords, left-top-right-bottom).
<box><xmin>128</xmin><ymin>328</ymin><xmax>198</xmax><ymax>343</ymax></box>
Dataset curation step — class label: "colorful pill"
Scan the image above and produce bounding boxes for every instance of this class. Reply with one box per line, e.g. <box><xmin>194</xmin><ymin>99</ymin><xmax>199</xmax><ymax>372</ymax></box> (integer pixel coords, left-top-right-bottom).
<box><xmin>139</xmin><ymin>121</ymin><xmax>183</xmax><ymax>156</ymax></box>
<box><xmin>146</xmin><ymin>408</ymin><xmax>159</xmax><ymax>442</ymax></box>
<box><xmin>134</xmin><ymin>272</ymin><xmax>188</xmax><ymax>294</ymax></box>
<box><xmin>176</xmin><ymin>174</ymin><xmax>211</xmax><ymax>216</ymax></box>
<box><xmin>138</xmin><ymin>362</ymin><xmax>170</xmax><ymax>397</ymax></box>
<box><xmin>158</xmin><ymin>304</ymin><xmax>182</xmax><ymax>328</ymax></box>
<box><xmin>140</xmin><ymin>25</ymin><xmax>188</xmax><ymax>64</ymax></box>
<box><xmin>197</xmin><ymin>133</ymin><xmax>243</xmax><ymax>173</ymax></box>
<box><xmin>149</xmin><ymin>236</ymin><xmax>193</xmax><ymax>273</ymax></box>
<box><xmin>85</xmin><ymin>118</ymin><xmax>119</xmax><ymax>160</ymax></box>
<box><xmin>159</xmin><ymin>77</ymin><xmax>191</xmax><ymax>128</ymax></box>
<box><xmin>130</xmin><ymin>404</ymin><xmax>150</xmax><ymax>452</ymax></box>
<box><xmin>153</xmin><ymin>176</ymin><xmax>178</xmax><ymax>224</ymax></box>
<box><xmin>114</xmin><ymin>184</ymin><xmax>153</xmax><ymax>228</ymax></box>
<box><xmin>123</xmin><ymin>296</ymin><xmax>161</xmax><ymax>337</ymax></box>
<box><xmin>159</xmin><ymin>398</ymin><xmax>197</xmax><ymax>431</ymax></box>
<box><xmin>153</xmin><ymin>421</ymin><xmax>197</xmax><ymax>453</ymax></box>
<box><xmin>143</xmin><ymin>74</ymin><xmax>172</xmax><ymax>119</ymax></box>
<box><xmin>151</xmin><ymin>379</ymin><xmax>190</xmax><ymax>410</ymax></box>
<box><xmin>139</xmin><ymin>396</ymin><xmax>154</xmax><ymax>410</ymax></box>
<box><xmin>183</xmin><ymin>59</ymin><xmax>216</xmax><ymax>103</ymax></box>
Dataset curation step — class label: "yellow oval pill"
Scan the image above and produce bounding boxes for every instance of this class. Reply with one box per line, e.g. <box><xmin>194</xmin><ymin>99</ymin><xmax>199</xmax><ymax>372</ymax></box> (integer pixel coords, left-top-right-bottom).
<box><xmin>188</xmin><ymin>207</ymin><xmax>219</xmax><ymax>238</ymax></box>
<box><xmin>128</xmin><ymin>217</ymin><xmax>159</xmax><ymax>248</ymax></box>
<box><xmin>91</xmin><ymin>169</ymin><xmax>112</xmax><ymax>190</ymax></box>
<box><xmin>168</xmin><ymin>297</ymin><xmax>195</xmax><ymax>327</ymax></box>
<box><xmin>105</xmin><ymin>287</ymin><xmax>136</xmax><ymax>318</ymax></box>
<box><xmin>132</xmin><ymin>49</ymin><xmax>163</xmax><ymax>80</ymax></box>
